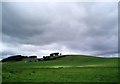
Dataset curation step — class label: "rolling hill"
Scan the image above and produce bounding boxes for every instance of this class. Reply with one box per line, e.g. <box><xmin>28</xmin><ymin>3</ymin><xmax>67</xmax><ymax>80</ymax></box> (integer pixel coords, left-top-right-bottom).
<box><xmin>2</xmin><ymin>55</ymin><xmax>119</xmax><ymax>82</ymax></box>
<box><xmin>2</xmin><ymin>55</ymin><xmax>119</xmax><ymax>69</ymax></box>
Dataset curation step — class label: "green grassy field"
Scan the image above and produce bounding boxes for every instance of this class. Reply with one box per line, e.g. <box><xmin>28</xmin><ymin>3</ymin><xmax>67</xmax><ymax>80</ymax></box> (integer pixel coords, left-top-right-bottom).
<box><xmin>2</xmin><ymin>55</ymin><xmax>119</xmax><ymax>82</ymax></box>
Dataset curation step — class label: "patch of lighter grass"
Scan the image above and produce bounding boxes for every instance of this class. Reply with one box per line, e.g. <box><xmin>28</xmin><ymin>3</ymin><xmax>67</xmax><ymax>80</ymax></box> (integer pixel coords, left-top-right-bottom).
<box><xmin>32</xmin><ymin>64</ymin><xmax>107</xmax><ymax>69</ymax></box>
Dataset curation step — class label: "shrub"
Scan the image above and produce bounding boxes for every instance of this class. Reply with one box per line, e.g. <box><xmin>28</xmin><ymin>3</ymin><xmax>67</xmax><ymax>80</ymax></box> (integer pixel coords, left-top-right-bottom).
<box><xmin>32</xmin><ymin>71</ymin><xmax>35</xmax><ymax>73</ymax></box>
<box><xmin>10</xmin><ymin>71</ymin><xmax>13</xmax><ymax>73</ymax></box>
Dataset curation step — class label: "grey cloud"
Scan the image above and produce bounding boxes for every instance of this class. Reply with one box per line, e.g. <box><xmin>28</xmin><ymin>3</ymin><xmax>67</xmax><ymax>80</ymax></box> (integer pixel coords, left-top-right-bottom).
<box><xmin>118</xmin><ymin>2</ymin><xmax>120</xmax><ymax>53</ymax></box>
<box><xmin>2</xmin><ymin>2</ymin><xmax>51</xmax><ymax>41</ymax></box>
<box><xmin>2</xmin><ymin>2</ymin><xmax>118</xmax><ymax>57</ymax></box>
<box><xmin>1</xmin><ymin>50</ymin><xmax>16</xmax><ymax>59</ymax></box>
<box><xmin>2</xmin><ymin>51</ymin><xmax>15</xmax><ymax>57</ymax></box>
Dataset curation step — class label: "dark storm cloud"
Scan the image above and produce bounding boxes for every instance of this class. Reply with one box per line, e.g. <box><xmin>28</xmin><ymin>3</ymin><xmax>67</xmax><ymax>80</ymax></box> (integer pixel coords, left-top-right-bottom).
<box><xmin>2</xmin><ymin>2</ymin><xmax>118</xmax><ymax>58</ymax></box>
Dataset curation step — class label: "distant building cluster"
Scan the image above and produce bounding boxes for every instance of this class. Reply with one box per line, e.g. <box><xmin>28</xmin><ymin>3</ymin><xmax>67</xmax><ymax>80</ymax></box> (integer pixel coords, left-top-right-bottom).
<box><xmin>2</xmin><ymin>52</ymin><xmax>64</xmax><ymax>62</ymax></box>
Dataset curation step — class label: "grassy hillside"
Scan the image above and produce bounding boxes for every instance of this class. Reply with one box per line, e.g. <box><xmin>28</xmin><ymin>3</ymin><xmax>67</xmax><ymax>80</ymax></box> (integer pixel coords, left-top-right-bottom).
<box><xmin>2</xmin><ymin>55</ymin><xmax>119</xmax><ymax>82</ymax></box>
<box><xmin>2</xmin><ymin>55</ymin><xmax>118</xmax><ymax>68</ymax></box>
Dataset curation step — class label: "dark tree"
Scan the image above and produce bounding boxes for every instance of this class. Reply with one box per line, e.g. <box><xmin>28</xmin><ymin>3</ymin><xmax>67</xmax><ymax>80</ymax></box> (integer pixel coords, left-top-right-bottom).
<box><xmin>2</xmin><ymin>55</ymin><xmax>28</xmax><ymax>62</ymax></box>
<box><xmin>29</xmin><ymin>56</ymin><xmax>37</xmax><ymax>58</ymax></box>
<box><xmin>43</xmin><ymin>56</ymin><xmax>50</xmax><ymax>61</ymax></box>
<box><xmin>50</xmin><ymin>54</ymin><xmax>54</xmax><ymax>56</ymax></box>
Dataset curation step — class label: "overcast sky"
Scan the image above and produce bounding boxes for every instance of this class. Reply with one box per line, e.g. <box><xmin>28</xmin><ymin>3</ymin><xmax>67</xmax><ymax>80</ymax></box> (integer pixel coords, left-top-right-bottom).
<box><xmin>1</xmin><ymin>2</ymin><xmax>118</xmax><ymax>59</ymax></box>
